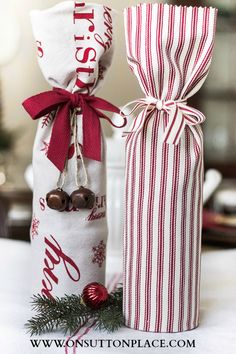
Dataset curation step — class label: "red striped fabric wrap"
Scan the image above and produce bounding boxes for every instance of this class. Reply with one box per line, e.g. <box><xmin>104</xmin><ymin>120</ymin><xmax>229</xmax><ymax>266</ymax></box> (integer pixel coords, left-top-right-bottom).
<box><xmin>123</xmin><ymin>3</ymin><xmax>217</xmax><ymax>333</ymax></box>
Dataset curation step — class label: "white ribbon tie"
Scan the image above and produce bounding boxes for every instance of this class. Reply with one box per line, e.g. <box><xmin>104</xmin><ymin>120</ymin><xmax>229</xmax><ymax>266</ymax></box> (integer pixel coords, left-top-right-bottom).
<box><xmin>122</xmin><ymin>96</ymin><xmax>206</xmax><ymax>145</ymax></box>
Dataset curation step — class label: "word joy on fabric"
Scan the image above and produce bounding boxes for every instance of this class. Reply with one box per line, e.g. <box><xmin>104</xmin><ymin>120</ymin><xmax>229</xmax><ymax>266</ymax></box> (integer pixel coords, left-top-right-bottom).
<box><xmin>41</xmin><ymin>235</ymin><xmax>81</xmax><ymax>298</ymax></box>
<box><xmin>73</xmin><ymin>2</ymin><xmax>113</xmax><ymax>93</ymax></box>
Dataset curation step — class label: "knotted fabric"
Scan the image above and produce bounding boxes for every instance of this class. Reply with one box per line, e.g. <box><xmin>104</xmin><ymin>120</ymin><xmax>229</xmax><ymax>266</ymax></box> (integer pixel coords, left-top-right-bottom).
<box><xmin>23</xmin><ymin>87</ymin><xmax>126</xmax><ymax>172</ymax></box>
<box><xmin>123</xmin><ymin>97</ymin><xmax>205</xmax><ymax>145</ymax></box>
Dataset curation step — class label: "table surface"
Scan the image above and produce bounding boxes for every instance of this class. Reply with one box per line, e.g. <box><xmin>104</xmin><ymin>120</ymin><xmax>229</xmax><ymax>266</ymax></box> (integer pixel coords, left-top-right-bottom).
<box><xmin>0</xmin><ymin>239</ymin><xmax>236</xmax><ymax>354</ymax></box>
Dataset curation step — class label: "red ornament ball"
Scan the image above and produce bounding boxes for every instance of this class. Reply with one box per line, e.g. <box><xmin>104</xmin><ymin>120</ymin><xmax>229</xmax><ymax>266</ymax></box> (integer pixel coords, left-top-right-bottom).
<box><xmin>82</xmin><ymin>282</ymin><xmax>109</xmax><ymax>309</ymax></box>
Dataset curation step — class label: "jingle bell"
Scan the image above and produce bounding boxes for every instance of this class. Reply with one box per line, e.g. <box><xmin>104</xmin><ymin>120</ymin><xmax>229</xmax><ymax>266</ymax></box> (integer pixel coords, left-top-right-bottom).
<box><xmin>46</xmin><ymin>189</ymin><xmax>70</xmax><ymax>212</ymax></box>
<box><xmin>70</xmin><ymin>186</ymin><xmax>95</xmax><ymax>210</ymax></box>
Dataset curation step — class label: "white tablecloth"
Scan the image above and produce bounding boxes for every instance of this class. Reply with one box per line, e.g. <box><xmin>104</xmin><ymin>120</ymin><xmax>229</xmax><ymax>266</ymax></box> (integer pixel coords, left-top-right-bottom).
<box><xmin>0</xmin><ymin>239</ymin><xmax>235</xmax><ymax>354</ymax></box>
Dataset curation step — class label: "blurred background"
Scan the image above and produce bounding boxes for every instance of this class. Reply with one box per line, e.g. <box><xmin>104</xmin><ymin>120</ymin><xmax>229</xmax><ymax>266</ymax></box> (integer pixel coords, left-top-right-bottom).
<box><xmin>0</xmin><ymin>0</ymin><xmax>236</xmax><ymax>248</ymax></box>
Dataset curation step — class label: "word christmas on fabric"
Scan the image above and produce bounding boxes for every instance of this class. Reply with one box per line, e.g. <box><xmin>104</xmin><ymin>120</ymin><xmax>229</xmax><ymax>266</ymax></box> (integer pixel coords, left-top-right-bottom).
<box><xmin>73</xmin><ymin>1</ymin><xmax>113</xmax><ymax>93</ymax></box>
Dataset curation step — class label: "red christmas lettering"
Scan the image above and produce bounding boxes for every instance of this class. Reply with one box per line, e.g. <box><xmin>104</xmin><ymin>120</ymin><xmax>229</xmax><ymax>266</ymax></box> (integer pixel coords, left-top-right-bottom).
<box><xmin>74</xmin><ymin>2</ymin><xmax>85</xmax><ymax>7</ymax></box>
<box><xmin>75</xmin><ymin>47</ymin><xmax>97</xmax><ymax>63</ymax></box>
<box><xmin>36</xmin><ymin>40</ymin><xmax>44</xmax><ymax>58</ymax></box>
<box><xmin>103</xmin><ymin>6</ymin><xmax>113</xmax><ymax>46</ymax></box>
<box><xmin>73</xmin><ymin>2</ymin><xmax>97</xmax><ymax>94</ymax></box>
<box><xmin>87</xmin><ymin>196</ymin><xmax>106</xmax><ymax>221</ymax></box>
<box><xmin>96</xmin><ymin>195</ymin><xmax>106</xmax><ymax>209</ymax></box>
<box><xmin>41</xmin><ymin>235</ymin><xmax>80</xmax><ymax>298</ymax></box>
<box><xmin>87</xmin><ymin>208</ymin><xmax>106</xmax><ymax>221</ymax></box>
<box><xmin>73</xmin><ymin>2</ymin><xmax>95</xmax><ymax>32</ymax></box>
<box><xmin>39</xmin><ymin>198</ymin><xmax>46</xmax><ymax>211</ymax></box>
<box><xmin>75</xmin><ymin>77</ymin><xmax>95</xmax><ymax>91</ymax></box>
<box><xmin>94</xmin><ymin>6</ymin><xmax>113</xmax><ymax>52</ymax></box>
<box><xmin>74</xmin><ymin>35</ymin><xmax>85</xmax><ymax>41</ymax></box>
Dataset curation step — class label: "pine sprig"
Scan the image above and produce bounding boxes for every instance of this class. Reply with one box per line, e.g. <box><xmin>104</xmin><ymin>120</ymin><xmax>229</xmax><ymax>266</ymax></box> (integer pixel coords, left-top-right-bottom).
<box><xmin>25</xmin><ymin>287</ymin><xmax>124</xmax><ymax>336</ymax></box>
<box><xmin>93</xmin><ymin>287</ymin><xmax>123</xmax><ymax>332</ymax></box>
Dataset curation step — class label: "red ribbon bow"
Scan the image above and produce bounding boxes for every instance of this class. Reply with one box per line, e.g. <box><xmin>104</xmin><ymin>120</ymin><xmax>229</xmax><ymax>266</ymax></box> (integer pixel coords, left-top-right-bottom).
<box><xmin>23</xmin><ymin>87</ymin><xmax>126</xmax><ymax>172</ymax></box>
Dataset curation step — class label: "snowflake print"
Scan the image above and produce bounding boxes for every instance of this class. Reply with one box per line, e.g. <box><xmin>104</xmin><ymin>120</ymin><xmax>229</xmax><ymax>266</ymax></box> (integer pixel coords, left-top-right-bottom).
<box><xmin>92</xmin><ymin>240</ymin><xmax>106</xmax><ymax>268</ymax></box>
<box><xmin>40</xmin><ymin>141</ymin><xmax>49</xmax><ymax>156</ymax></box>
<box><xmin>31</xmin><ymin>215</ymin><xmax>40</xmax><ymax>239</ymax></box>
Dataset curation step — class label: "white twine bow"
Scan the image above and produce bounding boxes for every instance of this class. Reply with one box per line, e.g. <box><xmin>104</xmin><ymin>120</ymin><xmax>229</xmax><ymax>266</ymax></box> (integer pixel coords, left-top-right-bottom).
<box><xmin>122</xmin><ymin>96</ymin><xmax>206</xmax><ymax>145</ymax></box>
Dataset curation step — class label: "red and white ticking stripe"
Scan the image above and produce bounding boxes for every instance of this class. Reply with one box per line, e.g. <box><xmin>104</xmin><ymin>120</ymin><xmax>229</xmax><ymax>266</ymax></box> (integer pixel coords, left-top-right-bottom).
<box><xmin>123</xmin><ymin>3</ymin><xmax>217</xmax><ymax>333</ymax></box>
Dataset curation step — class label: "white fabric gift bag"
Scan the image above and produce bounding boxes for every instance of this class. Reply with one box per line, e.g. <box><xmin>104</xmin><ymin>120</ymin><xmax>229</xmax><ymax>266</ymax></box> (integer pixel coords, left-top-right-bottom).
<box><xmin>23</xmin><ymin>1</ymin><xmax>123</xmax><ymax>298</ymax></box>
<box><xmin>123</xmin><ymin>3</ymin><xmax>217</xmax><ymax>332</ymax></box>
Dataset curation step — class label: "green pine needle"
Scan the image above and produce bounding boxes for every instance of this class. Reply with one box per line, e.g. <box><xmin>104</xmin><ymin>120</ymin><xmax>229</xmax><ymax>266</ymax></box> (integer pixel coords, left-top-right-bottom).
<box><xmin>25</xmin><ymin>286</ymin><xmax>124</xmax><ymax>336</ymax></box>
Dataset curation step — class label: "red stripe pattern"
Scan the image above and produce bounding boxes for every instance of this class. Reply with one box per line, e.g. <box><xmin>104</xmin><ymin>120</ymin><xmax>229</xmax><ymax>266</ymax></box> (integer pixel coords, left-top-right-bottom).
<box><xmin>123</xmin><ymin>4</ymin><xmax>217</xmax><ymax>333</ymax></box>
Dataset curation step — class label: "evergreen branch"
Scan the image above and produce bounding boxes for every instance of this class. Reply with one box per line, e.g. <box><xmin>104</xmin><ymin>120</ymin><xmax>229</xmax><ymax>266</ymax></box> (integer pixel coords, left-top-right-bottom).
<box><xmin>25</xmin><ymin>287</ymin><xmax>124</xmax><ymax>336</ymax></box>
